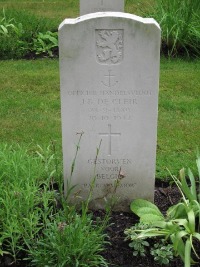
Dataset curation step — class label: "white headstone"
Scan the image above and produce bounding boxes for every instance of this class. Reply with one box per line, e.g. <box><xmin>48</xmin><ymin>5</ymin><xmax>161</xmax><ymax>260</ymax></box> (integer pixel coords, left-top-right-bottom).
<box><xmin>59</xmin><ymin>12</ymin><xmax>161</xmax><ymax>211</ymax></box>
<box><xmin>80</xmin><ymin>0</ymin><xmax>124</xmax><ymax>15</ymax></box>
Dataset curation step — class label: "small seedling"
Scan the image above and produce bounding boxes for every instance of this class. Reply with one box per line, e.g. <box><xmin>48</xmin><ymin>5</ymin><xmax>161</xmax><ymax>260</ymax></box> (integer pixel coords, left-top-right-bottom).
<box><xmin>151</xmin><ymin>241</ymin><xmax>174</xmax><ymax>265</ymax></box>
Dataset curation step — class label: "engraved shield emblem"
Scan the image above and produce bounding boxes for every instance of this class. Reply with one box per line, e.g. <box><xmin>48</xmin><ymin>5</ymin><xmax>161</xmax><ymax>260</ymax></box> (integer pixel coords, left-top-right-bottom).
<box><xmin>96</xmin><ymin>30</ymin><xmax>123</xmax><ymax>65</ymax></box>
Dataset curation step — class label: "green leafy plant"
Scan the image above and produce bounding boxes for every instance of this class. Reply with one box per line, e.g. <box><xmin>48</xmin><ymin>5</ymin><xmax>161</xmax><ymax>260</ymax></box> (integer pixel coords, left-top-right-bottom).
<box><xmin>28</xmin><ymin>213</ymin><xmax>108</xmax><ymax>267</ymax></box>
<box><xmin>150</xmin><ymin>241</ymin><xmax>174</xmax><ymax>265</ymax></box>
<box><xmin>32</xmin><ymin>31</ymin><xmax>58</xmax><ymax>57</ymax></box>
<box><xmin>167</xmin><ymin>159</ymin><xmax>200</xmax><ymax>232</ymax></box>
<box><xmin>0</xmin><ymin>8</ymin><xmax>56</xmax><ymax>59</ymax></box>
<box><xmin>27</xmin><ymin>135</ymin><xmax>109</xmax><ymax>267</ymax></box>
<box><xmin>126</xmin><ymin>155</ymin><xmax>200</xmax><ymax>267</ymax></box>
<box><xmin>149</xmin><ymin>0</ymin><xmax>200</xmax><ymax>57</ymax></box>
<box><xmin>0</xmin><ymin>9</ymin><xmax>25</xmax><ymax>59</ymax></box>
<box><xmin>0</xmin><ymin>144</ymin><xmax>59</xmax><ymax>263</ymax></box>
<box><xmin>0</xmin><ymin>8</ymin><xmax>23</xmax><ymax>37</ymax></box>
<box><xmin>125</xmin><ymin>222</ymin><xmax>150</xmax><ymax>257</ymax></box>
<box><xmin>0</xmin><ymin>142</ymin><xmax>110</xmax><ymax>266</ymax></box>
<box><xmin>130</xmin><ymin>238</ymin><xmax>149</xmax><ymax>257</ymax></box>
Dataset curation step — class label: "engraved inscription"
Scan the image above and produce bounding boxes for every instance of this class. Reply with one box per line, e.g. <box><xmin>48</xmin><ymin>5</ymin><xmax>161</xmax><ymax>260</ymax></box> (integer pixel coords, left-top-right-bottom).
<box><xmin>87</xmin><ymin>158</ymin><xmax>132</xmax><ymax>185</ymax></box>
<box><xmin>66</xmin><ymin>83</ymin><xmax>152</xmax><ymax>121</ymax></box>
<box><xmin>82</xmin><ymin>183</ymin><xmax>136</xmax><ymax>188</ymax></box>
<box><xmin>88</xmin><ymin>158</ymin><xmax>132</xmax><ymax>164</ymax></box>
<box><xmin>66</xmin><ymin>89</ymin><xmax>152</xmax><ymax>96</ymax></box>
<box><xmin>96</xmin><ymin>30</ymin><xmax>123</xmax><ymax>64</ymax></box>
<box><xmin>99</xmin><ymin>124</ymin><xmax>121</xmax><ymax>156</ymax></box>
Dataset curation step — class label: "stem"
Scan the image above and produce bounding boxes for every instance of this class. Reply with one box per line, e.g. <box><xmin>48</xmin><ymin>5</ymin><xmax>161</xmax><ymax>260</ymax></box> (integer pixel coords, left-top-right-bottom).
<box><xmin>82</xmin><ymin>140</ymin><xmax>102</xmax><ymax>218</ymax></box>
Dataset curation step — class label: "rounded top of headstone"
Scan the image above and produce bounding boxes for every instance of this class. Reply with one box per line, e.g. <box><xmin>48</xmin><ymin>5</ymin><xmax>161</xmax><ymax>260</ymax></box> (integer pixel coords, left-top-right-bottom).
<box><xmin>59</xmin><ymin>12</ymin><xmax>160</xmax><ymax>31</ymax></box>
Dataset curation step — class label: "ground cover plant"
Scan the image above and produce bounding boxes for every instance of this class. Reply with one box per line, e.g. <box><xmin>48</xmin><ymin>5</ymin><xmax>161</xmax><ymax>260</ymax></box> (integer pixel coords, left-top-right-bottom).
<box><xmin>0</xmin><ymin>142</ymin><xmax>109</xmax><ymax>267</ymax></box>
<box><xmin>125</xmin><ymin>155</ymin><xmax>200</xmax><ymax>266</ymax></box>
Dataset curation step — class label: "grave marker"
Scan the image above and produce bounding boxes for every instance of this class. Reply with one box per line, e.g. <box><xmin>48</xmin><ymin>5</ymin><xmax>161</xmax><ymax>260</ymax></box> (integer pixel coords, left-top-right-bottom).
<box><xmin>80</xmin><ymin>0</ymin><xmax>124</xmax><ymax>15</ymax></box>
<box><xmin>59</xmin><ymin>12</ymin><xmax>161</xmax><ymax>211</ymax></box>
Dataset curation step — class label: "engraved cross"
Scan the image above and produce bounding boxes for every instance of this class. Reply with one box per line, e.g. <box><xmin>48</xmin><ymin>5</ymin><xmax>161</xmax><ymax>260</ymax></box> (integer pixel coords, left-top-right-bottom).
<box><xmin>99</xmin><ymin>124</ymin><xmax>121</xmax><ymax>156</ymax></box>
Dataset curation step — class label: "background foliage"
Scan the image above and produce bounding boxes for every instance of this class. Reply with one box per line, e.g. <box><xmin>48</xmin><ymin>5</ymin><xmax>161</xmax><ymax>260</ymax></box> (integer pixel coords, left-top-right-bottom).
<box><xmin>149</xmin><ymin>0</ymin><xmax>200</xmax><ymax>57</ymax></box>
<box><xmin>0</xmin><ymin>0</ymin><xmax>199</xmax><ymax>59</ymax></box>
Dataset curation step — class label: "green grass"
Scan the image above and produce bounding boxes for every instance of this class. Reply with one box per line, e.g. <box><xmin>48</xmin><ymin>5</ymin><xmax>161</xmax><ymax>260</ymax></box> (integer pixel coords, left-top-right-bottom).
<box><xmin>0</xmin><ymin>0</ymin><xmax>78</xmax><ymax>24</ymax></box>
<box><xmin>0</xmin><ymin>143</ymin><xmax>108</xmax><ymax>266</ymax></box>
<box><xmin>157</xmin><ymin>58</ymin><xmax>200</xmax><ymax>178</ymax></box>
<box><xmin>0</xmin><ymin>0</ymin><xmax>152</xmax><ymax>23</ymax></box>
<box><xmin>125</xmin><ymin>0</ymin><xmax>154</xmax><ymax>16</ymax></box>
<box><xmin>0</xmin><ymin>59</ymin><xmax>61</xmax><ymax>145</ymax></box>
<box><xmin>0</xmin><ymin>58</ymin><xmax>199</xmax><ymax>178</ymax></box>
<box><xmin>148</xmin><ymin>0</ymin><xmax>200</xmax><ymax>57</ymax></box>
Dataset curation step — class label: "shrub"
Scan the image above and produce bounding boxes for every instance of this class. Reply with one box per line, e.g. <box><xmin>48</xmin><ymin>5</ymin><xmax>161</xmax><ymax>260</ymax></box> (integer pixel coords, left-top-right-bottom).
<box><xmin>0</xmin><ymin>8</ymin><xmax>57</xmax><ymax>59</ymax></box>
<box><xmin>32</xmin><ymin>31</ymin><xmax>58</xmax><ymax>57</ymax></box>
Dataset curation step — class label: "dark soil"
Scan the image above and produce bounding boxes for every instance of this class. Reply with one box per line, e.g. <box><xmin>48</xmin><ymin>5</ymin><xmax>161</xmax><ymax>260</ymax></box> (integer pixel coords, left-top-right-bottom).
<box><xmin>98</xmin><ymin>182</ymin><xmax>200</xmax><ymax>267</ymax></box>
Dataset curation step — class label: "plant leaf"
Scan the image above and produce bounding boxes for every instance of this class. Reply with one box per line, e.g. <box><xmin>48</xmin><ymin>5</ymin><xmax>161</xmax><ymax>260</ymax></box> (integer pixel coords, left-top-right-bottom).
<box><xmin>172</xmin><ymin>230</ymin><xmax>188</xmax><ymax>252</ymax></box>
<box><xmin>196</xmin><ymin>155</ymin><xmax>200</xmax><ymax>179</ymax></box>
<box><xmin>171</xmin><ymin>233</ymin><xmax>185</xmax><ymax>262</ymax></box>
<box><xmin>185</xmin><ymin>238</ymin><xmax>192</xmax><ymax>267</ymax></box>
<box><xmin>0</xmin><ymin>25</ymin><xmax>8</xmax><ymax>35</ymax></box>
<box><xmin>179</xmin><ymin>168</ymin><xmax>195</xmax><ymax>202</ymax></box>
<box><xmin>188</xmin><ymin>168</ymin><xmax>197</xmax><ymax>200</ymax></box>
<box><xmin>48</xmin><ymin>36</ymin><xmax>58</xmax><ymax>45</ymax></box>
<box><xmin>187</xmin><ymin>209</ymin><xmax>195</xmax><ymax>234</ymax></box>
<box><xmin>130</xmin><ymin>199</ymin><xmax>164</xmax><ymax>222</ymax></box>
<box><xmin>139</xmin><ymin>228</ymin><xmax>169</xmax><ymax>239</ymax></box>
<box><xmin>140</xmin><ymin>214</ymin><xmax>165</xmax><ymax>223</ymax></box>
<box><xmin>167</xmin><ymin>202</ymin><xmax>187</xmax><ymax>219</ymax></box>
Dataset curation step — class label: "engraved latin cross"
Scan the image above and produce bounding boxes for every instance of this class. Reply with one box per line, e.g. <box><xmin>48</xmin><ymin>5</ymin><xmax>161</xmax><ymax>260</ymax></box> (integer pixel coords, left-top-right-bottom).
<box><xmin>99</xmin><ymin>124</ymin><xmax>121</xmax><ymax>156</ymax></box>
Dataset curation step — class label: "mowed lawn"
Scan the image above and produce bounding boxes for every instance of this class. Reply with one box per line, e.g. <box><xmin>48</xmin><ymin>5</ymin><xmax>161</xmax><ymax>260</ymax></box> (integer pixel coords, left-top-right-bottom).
<box><xmin>0</xmin><ymin>0</ymin><xmax>153</xmax><ymax>26</ymax></box>
<box><xmin>0</xmin><ymin>58</ymin><xmax>199</xmax><ymax>178</ymax></box>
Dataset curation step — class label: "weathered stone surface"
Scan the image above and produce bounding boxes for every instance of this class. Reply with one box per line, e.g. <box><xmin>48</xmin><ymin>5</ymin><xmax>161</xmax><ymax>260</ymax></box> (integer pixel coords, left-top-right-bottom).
<box><xmin>59</xmin><ymin>12</ymin><xmax>161</xmax><ymax>211</ymax></box>
<box><xmin>80</xmin><ymin>0</ymin><xmax>124</xmax><ymax>15</ymax></box>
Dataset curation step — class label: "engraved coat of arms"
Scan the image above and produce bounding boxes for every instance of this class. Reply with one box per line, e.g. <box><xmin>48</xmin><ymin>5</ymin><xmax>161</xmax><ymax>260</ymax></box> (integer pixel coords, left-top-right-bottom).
<box><xmin>96</xmin><ymin>30</ymin><xmax>123</xmax><ymax>64</ymax></box>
